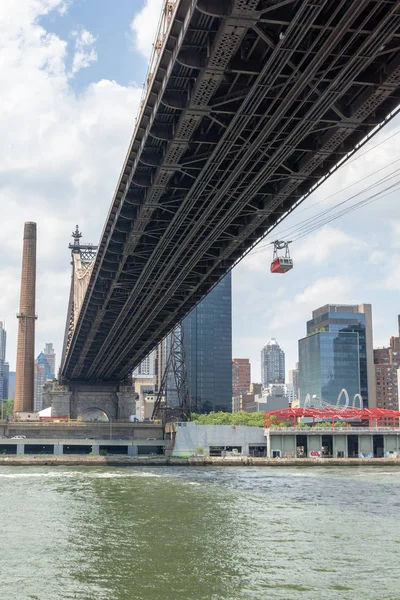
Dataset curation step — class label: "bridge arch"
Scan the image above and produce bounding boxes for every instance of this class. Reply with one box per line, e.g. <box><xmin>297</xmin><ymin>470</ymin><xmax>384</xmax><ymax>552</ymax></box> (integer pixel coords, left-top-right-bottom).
<box><xmin>79</xmin><ymin>407</ymin><xmax>110</xmax><ymax>422</ymax></box>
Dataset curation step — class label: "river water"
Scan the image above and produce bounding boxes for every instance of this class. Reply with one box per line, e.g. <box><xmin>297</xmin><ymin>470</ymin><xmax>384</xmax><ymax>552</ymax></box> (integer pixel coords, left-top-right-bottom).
<box><xmin>1</xmin><ymin>465</ymin><xmax>399</xmax><ymax>600</ymax></box>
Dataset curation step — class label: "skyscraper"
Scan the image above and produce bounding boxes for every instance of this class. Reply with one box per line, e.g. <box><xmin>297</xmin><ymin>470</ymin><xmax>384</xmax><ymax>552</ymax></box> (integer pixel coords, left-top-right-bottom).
<box><xmin>44</xmin><ymin>343</ymin><xmax>56</xmax><ymax>379</ymax></box>
<box><xmin>182</xmin><ymin>273</ymin><xmax>232</xmax><ymax>413</ymax></box>
<box><xmin>298</xmin><ymin>304</ymin><xmax>375</xmax><ymax>407</ymax></box>
<box><xmin>34</xmin><ymin>352</ymin><xmax>52</xmax><ymax>412</ymax></box>
<box><xmin>0</xmin><ymin>322</ymin><xmax>6</xmax><ymax>401</ymax></box>
<box><xmin>232</xmin><ymin>358</ymin><xmax>251</xmax><ymax>397</ymax></box>
<box><xmin>261</xmin><ymin>339</ymin><xmax>285</xmax><ymax>387</ymax></box>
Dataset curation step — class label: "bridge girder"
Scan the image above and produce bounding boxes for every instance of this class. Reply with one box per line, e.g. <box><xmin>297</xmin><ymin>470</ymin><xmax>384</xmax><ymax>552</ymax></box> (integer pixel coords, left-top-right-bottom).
<box><xmin>62</xmin><ymin>0</ymin><xmax>400</xmax><ymax>382</ymax></box>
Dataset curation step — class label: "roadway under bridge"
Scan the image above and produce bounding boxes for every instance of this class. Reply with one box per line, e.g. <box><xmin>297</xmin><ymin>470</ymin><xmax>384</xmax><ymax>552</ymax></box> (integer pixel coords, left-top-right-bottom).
<box><xmin>61</xmin><ymin>0</ymin><xmax>400</xmax><ymax>383</ymax></box>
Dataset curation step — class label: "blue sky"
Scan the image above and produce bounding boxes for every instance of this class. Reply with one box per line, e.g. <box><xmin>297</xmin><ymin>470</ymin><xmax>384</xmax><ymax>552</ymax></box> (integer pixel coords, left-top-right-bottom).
<box><xmin>40</xmin><ymin>0</ymin><xmax>149</xmax><ymax>90</ymax></box>
<box><xmin>0</xmin><ymin>0</ymin><xmax>400</xmax><ymax>384</ymax></box>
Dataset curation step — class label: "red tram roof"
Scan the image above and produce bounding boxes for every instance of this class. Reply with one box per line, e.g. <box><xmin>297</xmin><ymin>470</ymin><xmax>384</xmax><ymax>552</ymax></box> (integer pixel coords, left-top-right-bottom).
<box><xmin>264</xmin><ymin>406</ymin><xmax>400</xmax><ymax>424</ymax></box>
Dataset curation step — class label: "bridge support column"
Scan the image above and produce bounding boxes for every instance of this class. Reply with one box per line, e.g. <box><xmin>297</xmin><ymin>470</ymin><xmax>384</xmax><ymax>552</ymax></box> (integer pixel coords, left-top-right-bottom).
<box><xmin>54</xmin><ymin>444</ymin><xmax>63</xmax><ymax>456</ymax></box>
<box><xmin>91</xmin><ymin>445</ymin><xmax>99</xmax><ymax>455</ymax></box>
<box><xmin>43</xmin><ymin>382</ymin><xmax>72</xmax><ymax>418</ymax></box>
<box><xmin>17</xmin><ymin>444</ymin><xmax>25</xmax><ymax>455</ymax></box>
<box><xmin>117</xmin><ymin>387</ymin><xmax>136</xmax><ymax>420</ymax></box>
<box><xmin>128</xmin><ymin>445</ymin><xmax>138</xmax><ymax>457</ymax></box>
<box><xmin>43</xmin><ymin>381</ymin><xmax>135</xmax><ymax>422</ymax></box>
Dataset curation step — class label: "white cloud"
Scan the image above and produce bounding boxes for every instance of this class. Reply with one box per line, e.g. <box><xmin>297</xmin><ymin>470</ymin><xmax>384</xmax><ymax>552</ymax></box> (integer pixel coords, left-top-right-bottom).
<box><xmin>57</xmin><ymin>0</ymin><xmax>72</xmax><ymax>16</ymax></box>
<box><xmin>70</xmin><ymin>28</ymin><xmax>97</xmax><ymax>76</ymax></box>
<box><xmin>369</xmin><ymin>250</ymin><xmax>385</xmax><ymax>264</ymax></box>
<box><xmin>273</xmin><ymin>286</ymin><xmax>286</xmax><ymax>298</ymax></box>
<box><xmin>0</xmin><ymin>0</ymin><xmax>142</xmax><ymax>367</ymax></box>
<box><xmin>239</xmin><ymin>248</ymin><xmax>270</xmax><ymax>273</ymax></box>
<box><xmin>131</xmin><ymin>0</ymin><xmax>164</xmax><ymax>60</ymax></box>
<box><xmin>294</xmin><ymin>226</ymin><xmax>367</xmax><ymax>265</ymax></box>
<box><xmin>380</xmin><ymin>255</ymin><xmax>400</xmax><ymax>290</ymax></box>
<box><xmin>269</xmin><ymin>276</ymin><xmax>356</xmax><ymax>331</ymax></box>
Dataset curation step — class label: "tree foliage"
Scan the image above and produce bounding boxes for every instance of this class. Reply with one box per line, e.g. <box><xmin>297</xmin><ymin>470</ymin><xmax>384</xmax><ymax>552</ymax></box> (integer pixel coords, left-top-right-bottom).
<box><xmin>190</xmin><ymin>411</ymin><xmax>291</xmax><ymax>428</ymax></box>
<box><xmin>1</xmin><ymin>399</ymin><xmax>13</xmax><ymax>419</ymax></box>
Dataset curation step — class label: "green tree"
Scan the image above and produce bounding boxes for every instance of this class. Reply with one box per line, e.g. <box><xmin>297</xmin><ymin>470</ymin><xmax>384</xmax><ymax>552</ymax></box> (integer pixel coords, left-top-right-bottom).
<box><xmin>190</xmin><ymin>410</ymin><xmax>266</xmax><ymax>427</ymax></box>
<box><xmin>1</xmin><ymin>399</ymin><xmax>13</xmax><ymax>419</ymax></box>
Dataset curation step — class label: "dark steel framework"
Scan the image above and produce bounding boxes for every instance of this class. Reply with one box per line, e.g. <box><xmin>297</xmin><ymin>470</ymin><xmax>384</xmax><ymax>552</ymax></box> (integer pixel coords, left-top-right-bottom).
<box><xmin>152</xmin><ymin>324</ymin><xmax>191</xmax><ymax>422</ymax></box>
<box><xmin>62</xmin><ymin>0</ymin><xmax>400</xmax><ymax>382</ymax></box>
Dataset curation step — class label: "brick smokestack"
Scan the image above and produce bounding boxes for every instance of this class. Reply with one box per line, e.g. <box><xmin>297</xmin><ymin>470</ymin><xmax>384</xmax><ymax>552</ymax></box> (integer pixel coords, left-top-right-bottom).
<box><xmin>14</xmin><ymin>222</ymin><xmax>37</xmax><ymax>413</ymax></box>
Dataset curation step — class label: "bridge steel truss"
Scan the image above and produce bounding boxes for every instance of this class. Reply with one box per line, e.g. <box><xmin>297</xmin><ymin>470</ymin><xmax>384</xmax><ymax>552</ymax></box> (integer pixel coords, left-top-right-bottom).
<box><xmin>62</xmin><ymin>0</ymin><xmax>400</xmax><ymax>382</ymax></box>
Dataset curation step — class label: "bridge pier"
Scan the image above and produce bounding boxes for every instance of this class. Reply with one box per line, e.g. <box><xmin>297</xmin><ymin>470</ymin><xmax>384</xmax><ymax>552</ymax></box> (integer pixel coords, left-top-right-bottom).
<box><xmin>43</xmin><ymin>381</ymin><xmax>136</xmax><ymax>422</ymax></box>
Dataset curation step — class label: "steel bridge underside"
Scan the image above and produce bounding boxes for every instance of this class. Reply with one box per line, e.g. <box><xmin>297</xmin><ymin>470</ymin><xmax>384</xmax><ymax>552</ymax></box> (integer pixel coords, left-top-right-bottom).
<box><xmin>62</xmin><ymin>0</ymin><xmax>400</xmax><ymax>382</ymax></box>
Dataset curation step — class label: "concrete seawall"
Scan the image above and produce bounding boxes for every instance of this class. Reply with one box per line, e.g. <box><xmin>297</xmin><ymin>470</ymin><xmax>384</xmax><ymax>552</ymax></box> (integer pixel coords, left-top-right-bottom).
<box><xmin>2</xmin><ymin>455</ymin><xmax>400</xmax><ymax>467</ymax></box>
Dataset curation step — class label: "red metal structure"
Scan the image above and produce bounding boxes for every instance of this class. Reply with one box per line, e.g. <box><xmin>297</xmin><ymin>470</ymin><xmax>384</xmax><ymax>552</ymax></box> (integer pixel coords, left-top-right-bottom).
<box><xmin>270</xmin><ymin>241</ymin><xmax>293</xmax><ymax>274</ymax></box>
<box><xmin>264</xmin><ymin>407</ymin><xmax>400</xmax><ymax>430</ymax></box>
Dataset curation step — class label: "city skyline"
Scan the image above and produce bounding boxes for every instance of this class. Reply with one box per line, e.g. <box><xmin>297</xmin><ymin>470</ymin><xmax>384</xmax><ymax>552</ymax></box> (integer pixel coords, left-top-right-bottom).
<box><xmin>34</xmin><ymin>342</ymin><xmax>56</xmax><ymax>412</ymax></box>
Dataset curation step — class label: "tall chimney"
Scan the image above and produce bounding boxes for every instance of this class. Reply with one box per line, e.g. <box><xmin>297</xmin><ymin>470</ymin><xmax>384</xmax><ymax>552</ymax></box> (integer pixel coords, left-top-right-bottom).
<box><xmin>14</xmin><ymin>222</ymin><xmax>37</xmax><ymax>414</ymax></box>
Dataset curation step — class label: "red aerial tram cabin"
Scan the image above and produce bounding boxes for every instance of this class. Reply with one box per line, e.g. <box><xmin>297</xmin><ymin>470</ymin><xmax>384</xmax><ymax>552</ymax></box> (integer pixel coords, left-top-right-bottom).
<box><xmin>270</xmin><ymin>240</ymin><xmax>293</xmax><ymax>273</ymax></box>
<box><xmin>270</xmin><ymin>256</ymin><xmax>293</xmax><ymax>273</ymax></box>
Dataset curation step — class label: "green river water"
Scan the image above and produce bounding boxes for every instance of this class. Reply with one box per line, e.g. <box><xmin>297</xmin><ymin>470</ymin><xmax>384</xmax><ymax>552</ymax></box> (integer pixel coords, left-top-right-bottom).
<box><xmin>0</xmin><ymin>465</ymin><xmax>399</xmax><ymax>600</ymax></box>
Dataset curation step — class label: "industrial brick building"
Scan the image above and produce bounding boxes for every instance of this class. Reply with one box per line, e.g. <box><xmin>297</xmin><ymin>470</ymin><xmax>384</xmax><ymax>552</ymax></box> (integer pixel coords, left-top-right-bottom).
<box><xmin>232</xmin><ymin>358</ymin><xmax>251</xmax><ymax>398</ymax></box>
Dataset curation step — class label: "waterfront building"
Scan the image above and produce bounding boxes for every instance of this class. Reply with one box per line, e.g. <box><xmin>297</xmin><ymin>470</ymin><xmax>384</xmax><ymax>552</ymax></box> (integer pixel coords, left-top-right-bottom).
<box><xmin>170</xmin><ymin>420</ymin><xmax>400</xmax><ymax>459</ymax></box>
<box><xmin>261</xmin><ymin>338</ymin><xmax>285</xmax><ymax>386</ymax></box>
<box><xmin>299</xmin><ymin>304</ymin><xmax>375</xmax><ymax>407</ymax></box>
<box><xmin>182</xmin><ymin>273</ymin><xmax>232</xmax><ymax>413</ymax></box>
<box><xmin>374</xmin><ymin>318</ymin><xmax>400</xmax><ymax>412</ymax></box>
<box><xmin>0</xmin><ymin>322</ymin><xmax>6</xmax><ymax>401</ymax></box>
<box><xmin>232</xmin><ymin>358</ymin><xmax>251</xmax><ymax>398</ymax></box>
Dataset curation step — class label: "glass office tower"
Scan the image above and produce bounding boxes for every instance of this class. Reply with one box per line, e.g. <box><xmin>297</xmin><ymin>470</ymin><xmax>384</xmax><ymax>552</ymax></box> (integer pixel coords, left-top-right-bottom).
<box><xmin>299</xmin><ymin>331</ymin><xmax>360</xmax><ymax>406</ymax></box>
<box><xmin>299</xmin><ymin>304</ymin><xmax>375</xmax><ymax>408</ymax></box>
<box><xmin>182</xmin><ymin>273</ymin><xmax>232</xmax><ymax>413</ymax></box>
